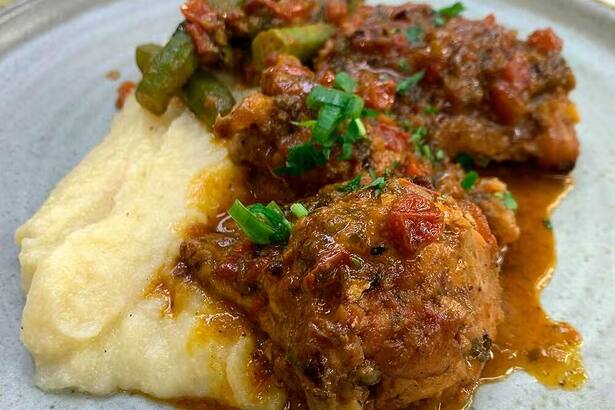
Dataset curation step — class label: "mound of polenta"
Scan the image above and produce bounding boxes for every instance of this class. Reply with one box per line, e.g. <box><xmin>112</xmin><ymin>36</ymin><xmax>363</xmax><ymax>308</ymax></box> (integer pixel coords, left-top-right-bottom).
<box><xmin>15</xmin><ymin>95</ymin><xmax>285</xmax><ymax>409</ymax></box>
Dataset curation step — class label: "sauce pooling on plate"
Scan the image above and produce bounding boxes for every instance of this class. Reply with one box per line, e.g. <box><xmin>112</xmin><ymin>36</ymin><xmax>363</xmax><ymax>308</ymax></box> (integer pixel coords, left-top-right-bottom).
<box><xmin>481</xmin><ymin>169</ymin><xmax>586</xmax><ymax>389</ymax></box>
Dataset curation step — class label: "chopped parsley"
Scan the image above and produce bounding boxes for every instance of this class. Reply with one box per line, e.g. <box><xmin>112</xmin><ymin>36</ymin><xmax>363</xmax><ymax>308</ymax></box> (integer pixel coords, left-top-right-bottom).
<box><xmin>337</xmin><ymin>175</ymin><xmax>363</xmax><ymax>192</ymax></box>
<box><xmin>396</xmin><ymin>69</ymin><xmax>425</xmax><ymax>94</ymax></box>
<box><xmin>460</xmin><ymin>170</ymin><xmax>478</xmax><ymax>190</ymax></box>
<box><xmin>543</xmin><ymin>218</ymin><xmax>553</xmax><ymax>230</ymax></box>
<box><xmin>366</xmin><ymin>176</ymin><xmax>386</xmax><ymax>196</ymax></box>
<box><xmin>411</xmin><ymin>126</ymin><xmax>432</xmax><ymax>161</ymax></box>
<box><xmin>405</xmin><ymin>25</ymin><xmax>424</xmax><ymax>44</ymax></box>
<box><xmin>337</xmin><ymin>172</ymin><xmax>387</xmax><ymax>196</ymax></box>
<box><xmin>495</xmin><ymin>191</ymin><xmax>518</xmax><ymax>211</ymax></box>
<box><xmin>434</xmin><ymin>2</ymin><xmax>465</xmax><ymax>26</ymax></box>
<box><xmin>227</xmin><ymin>200</ymin><xmax>292</xmax><ymax>245</ymax></box>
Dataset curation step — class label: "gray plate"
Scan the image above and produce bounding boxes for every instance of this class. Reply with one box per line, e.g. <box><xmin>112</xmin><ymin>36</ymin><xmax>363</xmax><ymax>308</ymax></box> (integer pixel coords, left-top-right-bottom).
<box><xmin>0</xmin><ymin>0</ymin><xmax>613</xmax><ymax>409</ymax></box>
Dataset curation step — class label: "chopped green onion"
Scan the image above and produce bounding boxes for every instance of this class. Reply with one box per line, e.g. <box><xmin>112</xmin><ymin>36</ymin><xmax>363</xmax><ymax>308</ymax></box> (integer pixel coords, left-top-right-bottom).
<box><xmin>460</xmin><ymin>170</ymin><xmax>478</xmax><ymax>191</ymax></box>
<box><xmin>290</xmin><ymin>202</ymin><xmax>309</xmax><ymax>218</ymax></box>
<box><xmin>345</xmin><ymin>95</ymin><xmax>365</xmax><ymax>119</ymax></box>
<box><xmin>291</xmin><ymin>119</ymin><xmax>317</xmax><ymax>128</ymax></box>
<box><xmin>334</xmin><ymin>71</ymin><xmax>357</xmax><ymax>93</ymax></box>
<box><xmin>313</xmin><ymin>104</ymin><xmax>343</xmax><ymax>146</ymax></box>
<box><xmin>275</xmin><ymin>142</ymin><xmax>328</xmax><ymax>176</ymax></box>
<box><xmin>228</xmin><ymin>200</ymin><xmax>274</xmax><ymax>244</ymax></box>
<box><xmin>456</xmin><ymin>152</ymin><xmax>474</xmax><ymax>171</ymax></box>
<box><xmin>306</xmin><ymin>85</ymin><xmax>350</xmax><ymax>108</ymax></box>
<box><xmin>405</xmin><ymin>26</ymin><xmax>424</xmax><ymax>44</ymax></box>
<box><xmin>495</xmin><ymin>191</ymin><xmax>518</xmax><ymax>211</ymax></box>
<box><xmin>337</xmin><ymin>175</ymin><xmax>363</xmax><ymax>192</ymax></box>
<box><xmin>397</xmin><ymin>70</ymin><xmax>426</xmax><ymax>94</ymax></box>
<box><xmin>435</xmin><ymin>148</ymin><xmax>445</xmax><ymax>161</ymax></box>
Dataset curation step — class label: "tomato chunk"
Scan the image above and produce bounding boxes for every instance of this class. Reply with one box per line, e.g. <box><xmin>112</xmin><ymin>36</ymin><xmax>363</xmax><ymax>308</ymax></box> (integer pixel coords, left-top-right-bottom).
<box><xmin>388</xmin><ymin>192</ymin><xmax>444</xmax><ymax>257</ymax></box>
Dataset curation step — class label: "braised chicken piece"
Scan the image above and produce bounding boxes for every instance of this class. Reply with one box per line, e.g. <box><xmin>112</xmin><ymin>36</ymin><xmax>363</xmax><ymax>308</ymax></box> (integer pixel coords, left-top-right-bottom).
<box><xmin>314</xmin><ymin>4</ymin><xmax>579</xmax><ymax>170</ymax></box>
<box><xmin>215</xmin><ymin>55</ymin><xmax>519</xmax><ymax>244</ymax></box>
<box><xmin>179</xmin><ymin>178</ymin><xmax>502</xmax><ymax>409</ymax></box>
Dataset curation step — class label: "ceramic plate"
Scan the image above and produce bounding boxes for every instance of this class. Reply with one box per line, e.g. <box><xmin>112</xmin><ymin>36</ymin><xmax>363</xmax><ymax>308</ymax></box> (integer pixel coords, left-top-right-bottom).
<box><xmin>1</xmin><ymin>0</ymin><xmax>613</xmax><ymax>408</ymax></box>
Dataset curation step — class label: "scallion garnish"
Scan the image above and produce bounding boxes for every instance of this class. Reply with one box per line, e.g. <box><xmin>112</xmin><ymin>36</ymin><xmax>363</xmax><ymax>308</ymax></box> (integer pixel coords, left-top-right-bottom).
<box><xmin>312</xmin><ymin>104</ymin><xmax>344</xmax><ymax>146</ymax></box>
<box><xmin>279</xmin><ymin>82</ymin><xmax>366</xmax><ymax>176</ymax></box>
<box><xmin>291</xmin><ymin>119</ymin><xmax>317</xmax><ymax>128</ymax></box>
<box><xmin>227</xmin><ymin>200</ymin><xmax>293</xmax><ymax>245</ymax></box>
<box><xmin>334</xmin><ymin>72</ymin><xmax>357</xmax><ymax>93</ymax></box>
<box><xmin>460</xmin><ymin>170</ymin><xmax>478</xmax><ymax>191</ymax></box>
<box><xmin>275</xmin><ymin>142</ymin><xmax>328</xmax><ymax>176</ymax></box>
<box><xmin>397</xmin><ymin>69</ymin><xmax>425</xmax><ymax>94</ymax></box>
<box><xmin>290</xmin><ymin>203</ymin><xmax>309</xmax><ymax>218</ymax></box>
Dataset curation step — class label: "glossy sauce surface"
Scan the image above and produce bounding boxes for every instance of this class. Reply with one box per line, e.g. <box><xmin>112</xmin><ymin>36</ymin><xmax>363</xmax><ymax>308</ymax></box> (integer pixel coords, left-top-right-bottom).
<box><xmin>166</xmin><ymin>167</ymin><xmax>586</xmax><ymax>410</ymax></box>
<box><xmin>481</xmin><ymin>169</ymin><xmax>586</xmax><ymax>389</ymax></box>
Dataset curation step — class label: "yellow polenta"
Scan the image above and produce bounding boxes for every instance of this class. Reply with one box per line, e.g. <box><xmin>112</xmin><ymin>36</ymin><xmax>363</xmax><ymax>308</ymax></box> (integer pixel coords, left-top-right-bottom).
<box><xmin>15</xmin><ymin>95</ymin><xmax>285</xmax><ymax>409</ymax></box>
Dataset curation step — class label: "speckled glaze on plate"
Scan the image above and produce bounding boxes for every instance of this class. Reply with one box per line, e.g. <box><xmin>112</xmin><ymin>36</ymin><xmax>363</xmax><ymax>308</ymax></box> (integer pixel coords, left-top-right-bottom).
<box><xmin>0</xmin><ymin>1</ymin><xmax>613</xmax><ymax>409</ymax></box>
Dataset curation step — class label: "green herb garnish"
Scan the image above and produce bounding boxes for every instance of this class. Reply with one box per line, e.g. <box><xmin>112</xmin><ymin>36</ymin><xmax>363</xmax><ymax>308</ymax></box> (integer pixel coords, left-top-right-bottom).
<box><xmin>334</xmin><ymin>71</ymin><xmax>357</xmax><ymax>93</ymax></box>
<box><xmin>397</xmin><ymin>69</ymin><xmax>426</xmax><ymax>94</ymax></box>
<box><xmin>362</xmin><ymin>108</ymin><xmax>379</xmax><ymax>118</ymax></box>
<box><xmin>411</xmin><ymin>126</ymin><xmax>433</xmax><ymax>161</ymax></box>
<box><xmin>278</xmin><ymin>84</ymin><xmax>366</xmax><ymax>175</ymax></box>
<box><xmin>495</xmin><ymin>191</ymin><xmax>518</xmax><ymax>211</ymax></box>
<box><xmin>543</xmin><ymin>218</ymin><xmax>553</xmax><ymax>230</ymax></box>
<box><xmin>367</xmin><ymin>176</ymin><xmax>386</xmax><ymax>196</ymax></box>
<box><xmin>435</xmin><ymin>148</ymin><xmax>445</xmax><ymax>161</ymax></box>
<box><xmin>291</xmin><ymin>119</ymin><xmax>317</xmax><ymax>128</ymax></box>
<box><xmin>405</xmin><ymin>26</ymin><xmax>424</xmax><ymax>44</ymax></box>
<box><xmin>456</xmin><ymin>152</ymin><xmax>474</xmax><ymax>171</ymax></box>
<box><xmin>425</xmin><ymin>104</ymin><xmax>439</xmax><ymax>114</ymax></box>
<box><xmin>460</xmin><ymin>170</ymin><xmax>478</xmax><ymax>190</ymax></box>
<box><xmin>228</xmin><ymin>200</ymin><xmax>292</xmax><ymax>245</ymax></box>
<box><xmin>337</xmin><ymin>175</ymin><xmax>363</xmax><ymax>192</ymax></box>
<box><xmin>434</xmin><ymin>2</ymin><xmax>465</xmax><ymax>26</ymax></box>
<box><xmin>290</xmin><ymin>203</ymin><xmax>309</xmax><ymax>218</ymax></box>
